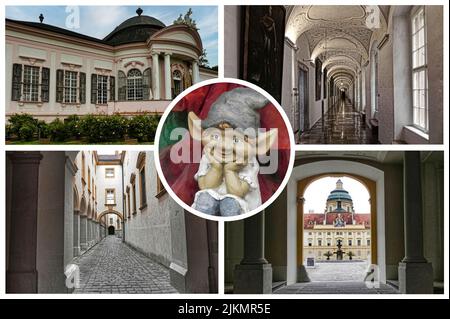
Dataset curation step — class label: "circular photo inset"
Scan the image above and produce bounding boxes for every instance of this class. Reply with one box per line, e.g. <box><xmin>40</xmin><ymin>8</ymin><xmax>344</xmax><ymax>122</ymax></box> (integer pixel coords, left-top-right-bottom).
<box><xmin>154</xmin><ymin>79</ymin><xmax>295</xmax><ymax>221</ymax></box>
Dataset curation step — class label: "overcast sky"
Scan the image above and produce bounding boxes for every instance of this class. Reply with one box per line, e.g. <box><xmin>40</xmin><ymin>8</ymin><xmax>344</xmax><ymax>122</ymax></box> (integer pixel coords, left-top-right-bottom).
<box><xmin>303</xmin><ymin>176</ymin><xmax>370</xmax><ymax>215</ymax></box>
<box><xmin>6</xmin><ymin>5</ymin><xmax>218</xmax><ymax>66</ymax></box>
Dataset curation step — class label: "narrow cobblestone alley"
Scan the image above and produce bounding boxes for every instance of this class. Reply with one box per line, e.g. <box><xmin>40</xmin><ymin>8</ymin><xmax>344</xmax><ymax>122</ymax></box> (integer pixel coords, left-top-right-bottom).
<box><xmin>73</xmin><ymin>236</ymin><xmax>177</xmax><ymax>294</ymax></box>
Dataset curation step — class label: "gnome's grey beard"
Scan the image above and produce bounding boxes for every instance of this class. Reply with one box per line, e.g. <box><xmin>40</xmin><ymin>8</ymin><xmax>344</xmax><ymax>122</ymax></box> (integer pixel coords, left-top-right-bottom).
<box><xmin>201</xmin><ymin>87</ymin><xmax>269</xmax><ymax>137</ymax></box>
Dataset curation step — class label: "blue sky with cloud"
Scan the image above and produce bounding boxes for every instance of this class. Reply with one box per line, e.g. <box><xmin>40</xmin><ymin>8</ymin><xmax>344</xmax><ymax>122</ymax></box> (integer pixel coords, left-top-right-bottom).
<box><xmin>6</xmin><ymin>6</ymin><xmax>218</xmax><ymax>66</ymax></box>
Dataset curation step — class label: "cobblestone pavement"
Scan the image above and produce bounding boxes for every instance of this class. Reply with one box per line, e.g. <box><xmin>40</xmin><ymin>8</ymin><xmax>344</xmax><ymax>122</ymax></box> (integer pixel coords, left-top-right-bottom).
<box><xmin>73</xmin><ymin>236</ymin><xmax>177</xmax><ymax>294</ymax></box>
<box><xmin>306</xmin><ymin>261</ymin><xmax>369</xmax><ymax>282</ymax></box>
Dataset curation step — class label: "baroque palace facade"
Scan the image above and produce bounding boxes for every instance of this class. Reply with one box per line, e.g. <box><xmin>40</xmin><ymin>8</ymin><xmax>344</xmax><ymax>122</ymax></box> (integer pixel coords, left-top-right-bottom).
<box><xmin>5</xmin><ymin>8</ymin><xmax>217</xmax><ymax>121</ymax></box>
<box><xmin>303</xmin><ymin>179</ymin><xmax>371</xmax><ymax>262</ymax></box>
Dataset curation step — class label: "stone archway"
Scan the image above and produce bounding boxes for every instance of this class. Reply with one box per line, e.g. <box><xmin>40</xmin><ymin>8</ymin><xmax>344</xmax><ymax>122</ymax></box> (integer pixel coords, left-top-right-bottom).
<box><xmin>97</xmin><ymin>209</ymin><xmax>124</xmax><ymax>241</ymax></box>
<box><xmin>73</xmin><ymin>187</ymin><xmax>80</xmax><ymax>256</ymax></box>
<box><xmin>286</xmin><ymin>160</ymin><xmax>386</xmax><ymax>285</ymax></box>
<box><xmin>297</xmin><ymin>173</ymin><xmax>377</xmax><ymax>281</ymax></box>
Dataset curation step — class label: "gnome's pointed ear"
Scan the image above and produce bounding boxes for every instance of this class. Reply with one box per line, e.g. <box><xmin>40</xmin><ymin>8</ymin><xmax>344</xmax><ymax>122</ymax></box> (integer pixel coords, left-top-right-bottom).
<box><xmin>256</xmin><ymin>128</ymin><xmax>278</xmax><ymax>155</ymax></box>
<box><xmin>188</xmin><ymin>111</ymin><xmax>202</xmax><ymax>141</ymax></box>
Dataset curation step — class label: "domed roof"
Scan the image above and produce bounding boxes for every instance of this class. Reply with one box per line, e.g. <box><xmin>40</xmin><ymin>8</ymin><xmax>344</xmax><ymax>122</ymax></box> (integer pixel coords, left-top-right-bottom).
<box><xmin>326</xmin><ymin>179</ymin><xmax>353</xmax><ymax>202</ymax></box>
<box><xmin>103</xmin><ymin>8</ymin><xmax>166</xmax><ymax>46</ymax></box>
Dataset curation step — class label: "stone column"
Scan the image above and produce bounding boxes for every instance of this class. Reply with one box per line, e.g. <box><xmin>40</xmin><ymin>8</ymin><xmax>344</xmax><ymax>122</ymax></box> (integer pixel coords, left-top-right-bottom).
<box><xmin>6</xmin><ymin>152</ymin><xmax>42</xmax><ymax>293</ymax></box>
<box><xmin>80</xmin><ymin>216</ymin><xmax>87</xmax><ymax>251</ymax></box>
<box><xmin>234</xmin><ymin>212</ymin><xmax>272</xmax><ymax>294</ymax></box>
<box><xmin>73</xmin><ymin>211</ymin><xmax>80</xmax><ymax>256</ymax></box>
<box><xmin>152</xmin><ymin>52</ymin><xmax>160</xmax><ymax>100</ymax></box>
<box><xmin>192</xmin><ymin>60</ymin><xmax>200</xmax><ymax>84</ymax></box>
<box><xmin>398</xmin><ymin>151</ymin><xmax>433</xmax><ymax>293</ymax></box>
<box><xmin>164</xmin><ymin>53</ymin><xmax>172</xmax><ymax>99</ymax></box>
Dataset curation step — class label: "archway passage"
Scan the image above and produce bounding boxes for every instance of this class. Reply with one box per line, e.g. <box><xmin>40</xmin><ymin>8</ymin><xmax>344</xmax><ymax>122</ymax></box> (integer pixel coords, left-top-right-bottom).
<box><xmin>108</xmin><ymin>226</ymin><xmax>115</xmax><ymax>235</ymax></box>
<box><xmin>301</xmin><ymin>176</ymin><xmax>372</xmax><ymax>282</ymax></box>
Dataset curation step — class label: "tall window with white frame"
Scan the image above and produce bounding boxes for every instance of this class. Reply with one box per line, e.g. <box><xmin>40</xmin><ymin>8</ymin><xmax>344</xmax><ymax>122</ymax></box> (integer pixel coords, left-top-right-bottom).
<box><xmin>23</xmin><ymin>65</ymin><xmax>40</xmax><ymax>102</ymax></box>
<box><xmin>97</xmin><ymin>75</ymin><xmax>108</xmax><ymax>104</ymax></box>
<box><xmin>64</xmin><ymin>71</ymin><xmax>78</xmax><ymax>103</ymax></box>
<box><xmin>411</xmin><ymin>7</ymin><xmax>428</xmax><ymax>131</ymax></box>
<box><xmin>127</xmin><ymin>69</ymin><xmax>143</xmax><ymax>101</ymax></box>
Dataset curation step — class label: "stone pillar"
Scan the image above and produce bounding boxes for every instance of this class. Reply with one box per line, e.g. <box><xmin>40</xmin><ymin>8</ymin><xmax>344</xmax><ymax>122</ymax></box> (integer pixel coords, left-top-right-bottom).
<box><xmin>80</xmin><ymin>216</ymin><xmax>87</xmax><ymax>251</ymax></box>
<box><xmin>192</xmin><ymin>60</ymin><xmax>200</xmax><ymax>84</ymax></box>
<box><xmin>152</xmin><ymin>52</ymin><xmax>160</xmax><ymax>100</ymax></box>
<box><xmin>398</xmin><ymin>151</ymin><xmax>433</xmax><ymax>293</ymax></box>
<box><xmin>164</xmin><ymin>53</ymin><xmax>172</xmax><ymax>99</ymax></box>
<box><xmin>234</xmin><ymin>212</ymin><xmax>272</xmax><ymax>294</ymax></box>
<box><xmin>6</xmin><ymin>152</ymin><xmax>42</xmax><ymax>293</ymax></box>
<box><xmin>73</xmin><ymin>211</ymin><xmax>80</xmax><ymax>256</ymax></box>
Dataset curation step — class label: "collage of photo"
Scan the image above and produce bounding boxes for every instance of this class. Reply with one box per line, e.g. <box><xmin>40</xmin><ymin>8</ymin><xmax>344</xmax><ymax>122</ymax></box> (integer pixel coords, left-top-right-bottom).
<box><xmin>2</xmin><ymin>3</ymin><xmax>447</xmax><ymax>302</ymax></box>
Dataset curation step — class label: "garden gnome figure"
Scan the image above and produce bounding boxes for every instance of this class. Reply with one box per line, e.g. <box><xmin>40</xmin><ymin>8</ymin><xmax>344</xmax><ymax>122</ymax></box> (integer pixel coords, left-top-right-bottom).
<box><xmin>187</xmin><ymin>87</ymin><xmax>278</xmax><ymax>216</ymax></box>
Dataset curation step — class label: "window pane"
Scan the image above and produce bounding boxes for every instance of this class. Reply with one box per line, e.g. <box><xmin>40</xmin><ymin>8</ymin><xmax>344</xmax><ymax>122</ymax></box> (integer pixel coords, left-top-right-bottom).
<box><xmin>417</xmin><ymin>47</ymin><xmax>425</xmax><ymax>67</ymax></box>
<box><xmin>419</xmin><ymin>70</ymin><xmax>425</xmax><ymax>90</ymax></box>
<box><xmin>418</xmin><ymin>28</ymin><xmax>425</xmax><ymax>48</ymax></box>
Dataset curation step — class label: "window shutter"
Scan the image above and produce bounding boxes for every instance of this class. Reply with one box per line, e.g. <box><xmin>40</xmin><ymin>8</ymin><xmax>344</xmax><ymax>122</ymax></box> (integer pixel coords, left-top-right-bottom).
<box><xmin>143</xmin><ymin>68</ymin><xmax>151</xmax><ymax>100</ymax></box>
<box><xmin>56</xmin><ymin>69</ymin><xmax>64</xmax><ymax>103</ymax></box>
<box><xmin>79</xmin><ymin>72</ymin><xmax>86</xmax><ymax>104</ymax></box>
<box><xmin>109</xmin><ymin>76</ymin><xmax>115</xmax><ymax>101</ymax></box>
<box><xmin>118</xmin><ymin>71</ymin><xmax>126</xmax><ymax>101</ymax></box>
<box><xmin>91</xmin><ymin>74</ymin><xmax>97</xmax><ymax>104</ymax></box>
<box><xmin>40</xmin><ymin>67</ymin><xmax>50</xmax><ymax>102</ymax></box>
<box><xmin>12</xmin><ymin>64</ymin><xmax>22</xmax><ymax>101</ymax></box>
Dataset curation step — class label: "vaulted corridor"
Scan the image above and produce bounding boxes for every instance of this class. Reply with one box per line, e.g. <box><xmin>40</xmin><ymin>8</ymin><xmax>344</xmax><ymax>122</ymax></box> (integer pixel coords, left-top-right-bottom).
<box><xmin>300</xmin><ymin>98</ymin><xmax>375</xmax><ymax>144</ymax></box>
<box><xmin>224</xmin><ymin>5</ymin><xmax>443</xmax><ymax>144</ymax></box>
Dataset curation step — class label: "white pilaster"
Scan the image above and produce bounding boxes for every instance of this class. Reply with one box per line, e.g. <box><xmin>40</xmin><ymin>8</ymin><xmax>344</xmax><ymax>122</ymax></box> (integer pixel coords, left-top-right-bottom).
<box><xmin>152</xmin><ymin>52</ymin><xmax>160</xmax><ymax>100</ymax></box>
<box><xmin>164</xmin><ymin>53</ymin><xmax>172</xmax><ymax>99</ymax></box>
<box><xmin>192</xmin><ymin>60</ymin><xmax>200</xmax><ymax>84</ymax></box>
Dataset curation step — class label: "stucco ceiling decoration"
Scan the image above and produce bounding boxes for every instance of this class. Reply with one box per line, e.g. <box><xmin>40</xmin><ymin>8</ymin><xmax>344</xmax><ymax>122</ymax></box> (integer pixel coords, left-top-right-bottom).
<box><xmin>286</xmin><ymin>5</ymin><xmax>388</xmax><ymax>75</ymax></box>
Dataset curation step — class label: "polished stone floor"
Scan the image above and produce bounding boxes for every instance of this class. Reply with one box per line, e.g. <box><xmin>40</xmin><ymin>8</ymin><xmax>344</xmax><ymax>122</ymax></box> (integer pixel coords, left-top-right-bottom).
<box><xmin>299</xmin><ymin>99</ymin><xmax>377</xmax><ymax>144</ymax></box>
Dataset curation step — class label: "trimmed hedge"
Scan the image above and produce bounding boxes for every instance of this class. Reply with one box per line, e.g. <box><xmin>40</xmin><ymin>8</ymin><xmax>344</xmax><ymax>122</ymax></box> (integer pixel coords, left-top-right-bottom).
<box><xmin>6</xmin><ymin>113</ymin><xmax>161</xmax><ymax>144</ymax></box>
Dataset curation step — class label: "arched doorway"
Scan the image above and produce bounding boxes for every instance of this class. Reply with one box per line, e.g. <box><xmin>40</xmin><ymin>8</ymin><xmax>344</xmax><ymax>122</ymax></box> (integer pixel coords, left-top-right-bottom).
<box><xmin>97</xmin><ymin>209</ymin><xmax>124</xmax><ymax>240</ymax></box>
<box><xmin>108</xmin><ymin>226</ymin><xmax>115</xmax><ymax>235</ymax></box>
<box><xmin>286</xmin><ymin>160</ymin><xmax>386</xmax><ymax>285</ymax></box>
<box><xmin>300</xmin><ymin>175</ymin><xmax>373</xmax><ymax>281</ymax></box>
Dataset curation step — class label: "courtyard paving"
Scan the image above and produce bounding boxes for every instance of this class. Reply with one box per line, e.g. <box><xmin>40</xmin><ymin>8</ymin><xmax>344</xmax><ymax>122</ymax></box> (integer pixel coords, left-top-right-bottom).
<box><xmin>73</xmin><ymin>236</ymin><xmax>177</xmax><ymax>294</ymax></box>
<box><xmin>275</xmin><ymin>261</ymin><xmax>398</xmax><ymax>294</ymax></box>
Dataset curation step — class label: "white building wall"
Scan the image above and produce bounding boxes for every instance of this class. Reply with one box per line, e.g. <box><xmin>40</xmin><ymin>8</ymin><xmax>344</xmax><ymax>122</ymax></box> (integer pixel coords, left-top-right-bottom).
<box><xmin>122</xmin><ymin>151</ymin><xmax>182</xmax><ymax>267</ymax></box>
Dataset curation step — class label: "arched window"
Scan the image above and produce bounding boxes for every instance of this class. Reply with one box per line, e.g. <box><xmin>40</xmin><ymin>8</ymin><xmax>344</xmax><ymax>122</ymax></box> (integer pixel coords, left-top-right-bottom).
<box><xmin>127</xmin><ymin>69</ymin><xmax>143</xmax><ymax>101</ymax></box>
<box><xmin>172</xmin><ymin>70</ymin><xmax>183</xmax><ymax>98</ymax></box>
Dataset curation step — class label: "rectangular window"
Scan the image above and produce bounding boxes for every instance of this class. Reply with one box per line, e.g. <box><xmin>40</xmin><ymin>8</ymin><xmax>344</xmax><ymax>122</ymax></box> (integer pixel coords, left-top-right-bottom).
<box><xmin>106</xmin><ymin>189</ymin><xmax>116</xmax><ymax>205</ymax></box>
<box><xmin>105</xmin><ymin>168</ymin><xmax>115</xmax><ymax>178</ymax></box>
<box><xmin>81</xmin><ymin>152</ymin><xmax>86</xmax><ymax>184</ymax></box>
<box><xmin>348</xmin><ymin>239</ymin><xmax>352</xmax><ymax>246</ymax></box>
<box><xmin>139</xmin><ymin>167</ymin><xmax>147</xmax><ymax>208</ymax></box>
<box><xmin>22</xmin><ymin>65</ymin><xmax>40</xmax><ymax>102</ymax></box>
<box><xmin>97</xmin><ymin>75</ymin><xmax>108</xmax><ymax>104</ymax></box>
<box><xmin>64</xmin><ymin>71</ymin><xmax>78</xmax><ymax>103</ymax></box>
<box><xmin>367</xmin><ymin>239</ymin><xmax>371</xmax><ymax>246</ymax></box>
<box><xmin>411</xmin><ymin>7</ymin><xmax>428</xmax><ymax>131</ymax></box>
<box><xmin>357</xmin><ymin>239</ymin><xmax>361</xmax><ymax>246</ymax></box>
<box><xmin>109</xmin><ymin>217</ymin><xmax>113</xmax><ymax>225</ymax></box>
<box><xmin>132</xmin><ymin>183</ymin><xmax>137</xmax><ymax>213</ymax></box>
